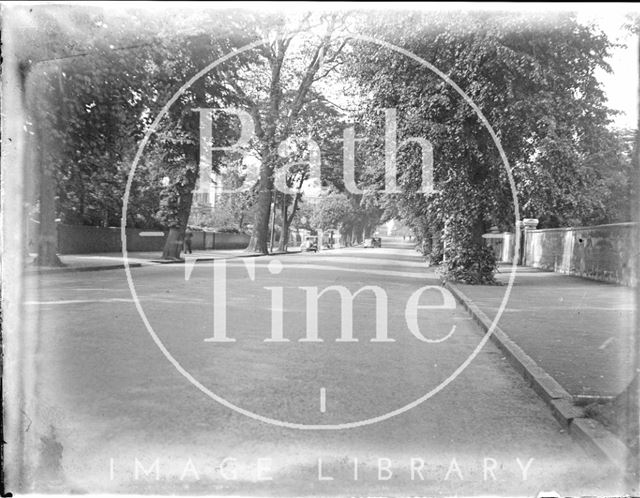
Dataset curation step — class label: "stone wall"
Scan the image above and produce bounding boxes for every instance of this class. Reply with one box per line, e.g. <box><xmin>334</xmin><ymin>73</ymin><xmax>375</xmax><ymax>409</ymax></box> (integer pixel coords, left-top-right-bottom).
<box><xmin>189</xmin><ymin>231</ymin><xmax>251</xmax><ymax>250</ymax></box>
<box><xmin>524</xmin><ymin>222</ymin><xmax>637</xmax><ymax>286</ymax></box>
<box><xmin>28</xmin><ymin>222</ymin><xmax>250</xmax><ymax>254</ymax></box>
<box><xmin>484</xmin><ymin>232</ymin><xmax>516</xmax><ymax>263</ymax></box>
<box><xmin>56</xmin><ymin>225</ymin><xmax>169</xmax><ymax>253</ymax></box>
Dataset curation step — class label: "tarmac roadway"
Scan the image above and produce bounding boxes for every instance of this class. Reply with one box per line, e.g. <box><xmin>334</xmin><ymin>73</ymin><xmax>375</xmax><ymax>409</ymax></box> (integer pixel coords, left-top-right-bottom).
<box><xmin>23</xmin><ymin>238</ymin><xmax>626</xmax><ymax>496</ymax></box>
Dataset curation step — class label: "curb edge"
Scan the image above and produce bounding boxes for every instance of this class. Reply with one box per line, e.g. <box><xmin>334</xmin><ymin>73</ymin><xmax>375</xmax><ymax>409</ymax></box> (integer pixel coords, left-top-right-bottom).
<box><xmin>24</xmin><ymin>249</ymin><xmax>304</xmax><ymax>275</ymax></box>
<box><xmin>444</xmin><ymin>280</ymin><xmax>629</xmax><ymax>469</ymax></box>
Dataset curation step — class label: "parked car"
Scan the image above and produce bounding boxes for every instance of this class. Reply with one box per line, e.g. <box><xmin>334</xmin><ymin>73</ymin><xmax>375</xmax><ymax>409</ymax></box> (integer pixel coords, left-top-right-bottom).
<box><xmin>364</xmin><ymin>237</ymin><xmax>382</xmax><ymax>248</ymax></box>
<box><xmin>300</xmin><ymin>236</ymin><xmax>318</xmax><ymax>252</ymax></box>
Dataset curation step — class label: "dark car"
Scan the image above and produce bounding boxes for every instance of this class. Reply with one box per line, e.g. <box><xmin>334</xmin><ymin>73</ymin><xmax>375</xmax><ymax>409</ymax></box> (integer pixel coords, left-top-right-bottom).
<box><xmin>300</xmin><ymin>236</ymin><xmax>318</xmax><ymax>252</ymax></box>
<box><xmin>364</xmin><ymin>237</ymin><xmax>382</xmax><ymax>248</ymax></box>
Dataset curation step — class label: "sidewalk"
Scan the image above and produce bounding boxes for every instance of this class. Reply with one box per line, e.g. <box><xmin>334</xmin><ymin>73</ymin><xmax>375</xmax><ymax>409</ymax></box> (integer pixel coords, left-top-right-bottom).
<box><xmin>25</xmin><ymin>247</ymin><xmax>302</xmax><ymax>274</ymax></box>
<box><xmin>449</xmin><ymin>265</ymin><xmax>636</xmax><ymax>399</ymax></box>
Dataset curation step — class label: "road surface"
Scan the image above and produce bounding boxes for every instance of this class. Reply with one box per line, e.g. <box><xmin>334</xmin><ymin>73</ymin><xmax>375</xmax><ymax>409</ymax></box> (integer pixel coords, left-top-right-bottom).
<box><xmin>24</xmin><ymin>239</ymin><xmax>624</xmax><ymax>495</ymax></box>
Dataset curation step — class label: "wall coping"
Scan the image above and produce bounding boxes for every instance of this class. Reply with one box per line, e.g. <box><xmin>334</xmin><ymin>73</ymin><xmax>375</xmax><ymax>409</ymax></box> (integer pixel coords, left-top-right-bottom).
<box><xmin>57</xmin><ymin>223</ymin><xmax>165</xmax><ymax>232</ymax></box>
<box><xmin>57</xmin><ymin>223</ymin><xmax>249</xmax><ymax>236</ymax></box>
<box><xmin>529</xmin><ymin>221</ymin><xmax>637</xmax><ymax>234</ymax></box>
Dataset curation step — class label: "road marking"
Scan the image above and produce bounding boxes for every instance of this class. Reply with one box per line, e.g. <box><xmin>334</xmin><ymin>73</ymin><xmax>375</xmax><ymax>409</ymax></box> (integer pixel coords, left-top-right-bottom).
<box><xmin>598</xmin><ymin>337</ymin><xmax>614</xmax><ymax>350</ymax></box>
<box><xmin>320</xmin><ymin>388</ymin><xmax>326</xmax><ymax>413</ymax></box>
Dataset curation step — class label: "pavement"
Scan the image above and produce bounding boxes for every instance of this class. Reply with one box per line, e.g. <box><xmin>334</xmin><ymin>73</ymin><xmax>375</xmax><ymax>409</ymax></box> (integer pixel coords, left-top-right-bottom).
<box><xmin>450</xmin><ymin>264</ymin><xmax>636</xmax><ymax>400</ymax></box>
<box><xmin>20</xmin><ymin>240</ymin><xmax>630</xmax><ymax>495</ymax></box>
<box><xmin>444</xmin><ymin>263</ymin><xmax>636</xmax><ymax>473</ymax></box>
<box><xmin>24</xmin><ymin>247</ymin><xmax>302</xmax><ymax>273</ymax></box>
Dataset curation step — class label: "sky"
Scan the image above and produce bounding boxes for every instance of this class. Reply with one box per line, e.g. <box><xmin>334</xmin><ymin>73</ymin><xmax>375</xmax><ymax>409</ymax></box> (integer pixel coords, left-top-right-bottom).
<box><xmin>588</xmin><ymin>12</ymin><xmax>639</xmax><ymax>130</ymax></box>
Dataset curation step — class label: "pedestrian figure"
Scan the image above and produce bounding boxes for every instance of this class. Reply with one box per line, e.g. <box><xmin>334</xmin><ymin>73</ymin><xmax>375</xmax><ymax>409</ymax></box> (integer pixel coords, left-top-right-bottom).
<box><xmin>184</xmin><ymin>227</ymin><xmax>193</xmax><ymax>254</ymax></box>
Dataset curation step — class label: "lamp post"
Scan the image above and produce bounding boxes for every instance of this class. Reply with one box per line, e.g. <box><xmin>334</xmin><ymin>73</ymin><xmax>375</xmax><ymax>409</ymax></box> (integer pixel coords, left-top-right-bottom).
<box><xmin>269</xmin><ymin>192</ymin><xmax>276</xmax><ymax>253</ymax></box>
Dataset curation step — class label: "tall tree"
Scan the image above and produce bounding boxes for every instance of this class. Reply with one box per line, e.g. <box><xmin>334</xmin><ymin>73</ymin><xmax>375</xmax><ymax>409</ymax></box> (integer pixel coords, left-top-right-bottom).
<box><xmin>222</xmin><ymin>13</ymin><xmax>348</xmax><ymax>254</ymax></box>
<box><xmin>16</xmin><ymin>5</ymin><xmax>258</xmax><ymax>261</ymax></box>
<box><xmin>347</xmin><ymin>11</ymin><xmax>617</xmax><ymax>283</ymax></box>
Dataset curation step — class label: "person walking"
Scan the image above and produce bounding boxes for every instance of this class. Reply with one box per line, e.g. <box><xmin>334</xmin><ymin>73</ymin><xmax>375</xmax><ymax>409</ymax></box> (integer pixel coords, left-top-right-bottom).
<box><xmin>184</xmin><ymin>227</ymin><xmax>193</xmax><ymax>254</ymax></box>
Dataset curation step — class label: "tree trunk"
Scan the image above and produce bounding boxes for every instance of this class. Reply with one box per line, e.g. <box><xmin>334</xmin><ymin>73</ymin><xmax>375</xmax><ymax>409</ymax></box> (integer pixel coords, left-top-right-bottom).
<box><xmin>269</xmin><ymin>194</ymin><xmax>277</xmax><ymax>252</ymax></box>
<box><xmin>34</xmin><ymin>119</ymin><xmax>63</xmax><ymax>267</ymax></box>
<box><xmin>245</xmin><ymin>29</ymin><xmax>334</xmax><ymax>254</ymax></box>
<box><xmin>161</xmin><ymin>227</ymin><xmax>184</xmax><ymax>259</ymax></box>
<box><xmin>246</xmin><ymin>152</ymin><xmax>272</xmax><ymax>254</ymax></box>
<box><xmin>33</xmin><ymin>63</ymin><xmax>65</xmax><ymax>267</ymax></box>
<box><xmin>158</xmin><ymin>68</ymin><xmax>203</xmax><ymax>260</ymax></box>
<box><xmin>160</xmin><ymin>190</ymin><xmax>193</xmax><ymax>260</ymax></box>
<box><xmin>340</xmin><ymin>225</ymin><xmax>350</xmax><ymax>247</ymax></box>
<box><xmin>277</xmin><ymin>194</ymin><xmax>288</xmax><ymax>252</ymax></box>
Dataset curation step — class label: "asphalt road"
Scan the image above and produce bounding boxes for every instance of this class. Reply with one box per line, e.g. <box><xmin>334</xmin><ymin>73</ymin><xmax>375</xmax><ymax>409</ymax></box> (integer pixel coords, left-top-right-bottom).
<box><xmin>24</xmin><ymin>239</ymin><xmax>624</xmax><ymax>495</ymax></box>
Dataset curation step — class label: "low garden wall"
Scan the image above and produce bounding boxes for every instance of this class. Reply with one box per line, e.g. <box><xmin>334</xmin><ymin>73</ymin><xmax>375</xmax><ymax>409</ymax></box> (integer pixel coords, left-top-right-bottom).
<box><xmin>189</xmin><ymin>231</ymin><xmax>251</xmax><ymax>250</ymax></box>
<box><xmin>28</xmin><ymin>222</ymin><xmax>250</xmax><ymax>254</ymax></box>
<box><xmin>56</xmin><ymin>225</ymin><xmax>169</xmax><ymax>253</ymax></box>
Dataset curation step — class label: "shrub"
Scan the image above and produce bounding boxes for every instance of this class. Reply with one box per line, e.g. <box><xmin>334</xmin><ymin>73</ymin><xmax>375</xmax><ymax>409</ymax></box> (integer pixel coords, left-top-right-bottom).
<box><xmin>443</xmin><ymin>243</ymin><xmax>497</xmax><ymax>284</ymax></box>
<box><xmin>441</xmin><ymin>216</ymin><xmax>498</xmax><ymax>284</ymax></box>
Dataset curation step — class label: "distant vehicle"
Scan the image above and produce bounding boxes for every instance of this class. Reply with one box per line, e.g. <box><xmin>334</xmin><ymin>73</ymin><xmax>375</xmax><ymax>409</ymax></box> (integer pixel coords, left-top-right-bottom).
<box><xmin>364</xmin><ymin>237</ymin><xmax>382</xmax><ymax>248</ymax></box>
<box><xmin>324</xmin><ymin>228</ymin><xmax>337</xmax><ymax>249</ymax></box>
<box><xmin>300</xmin><ymin>235</ymin><xmax>318</xmax><ymax>252</ymax></box>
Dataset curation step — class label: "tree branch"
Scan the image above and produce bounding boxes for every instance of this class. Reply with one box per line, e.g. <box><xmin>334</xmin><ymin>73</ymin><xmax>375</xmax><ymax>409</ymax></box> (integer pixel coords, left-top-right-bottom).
<box><xmin>287</xmin><ymin>174</ymin><xmax>306</xmax><ymax>225</ymax></box>
<box><xmin>226</xmin><ymin>77</ymin><xmax>264</xmax><ymax>139</ymax></box>
<box><xmin>281</xmin><ymin>16</ymin><xmax>339</xmax><ymax>137</ymax></box>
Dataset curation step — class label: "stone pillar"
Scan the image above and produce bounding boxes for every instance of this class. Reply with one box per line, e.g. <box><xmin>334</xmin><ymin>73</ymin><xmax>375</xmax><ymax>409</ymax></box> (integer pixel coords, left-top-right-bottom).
<box><xmin>521</xmin><ymin>218</ymin><xmax>539</xmax><ymax>266</ymax></box>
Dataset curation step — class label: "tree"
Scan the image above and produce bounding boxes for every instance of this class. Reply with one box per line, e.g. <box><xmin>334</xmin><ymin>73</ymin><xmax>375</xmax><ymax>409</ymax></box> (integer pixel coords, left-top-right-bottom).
<box><xmin>275</xmin><ymin>94</ymin><xmax>345</xmax><ymax>251</ymax></box>
<box><xmin>347</xmin><ymin>11</ymin><xmax>618</xmax><ymax>283</ymax></box>
<box><xmin>24</xmin><ymin>65</ymin><xmax>65</xmax><ymax>266</ymax></box>
<box><xmin>308</xmin><ymin>190</ymin><xmax>351</xmax><ymax>231</ymax></box>
<box><xmin>191</xmin><ymin>167</ymin><xmax>257</xmax><ymax>230</ymax></box>
<box><xmin>16</xmin><ymin>5</ymin><xmax>259</xmax><ymax>261</ymax></box>
<box><xmin>119</xmin><ymin>11</ymin><xmax>257</xmax><ymax>259</ymax></box>
<box><xmin>222</xmin><ymin>13</ymin><xmax>349</xmax><ymax>254</ymax></box>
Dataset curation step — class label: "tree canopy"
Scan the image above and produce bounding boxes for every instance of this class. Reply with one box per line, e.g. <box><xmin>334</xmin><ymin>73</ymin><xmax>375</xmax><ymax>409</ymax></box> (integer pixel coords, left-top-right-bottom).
<box><xmin>345</xmin><ymin>10</ymin><xmax>631</xmax><ymax>282</ymax></box>
<box><xmin>15</xmin><ymin>6</ymin><xmax>635</xmax><ymax>271</ymax></box>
